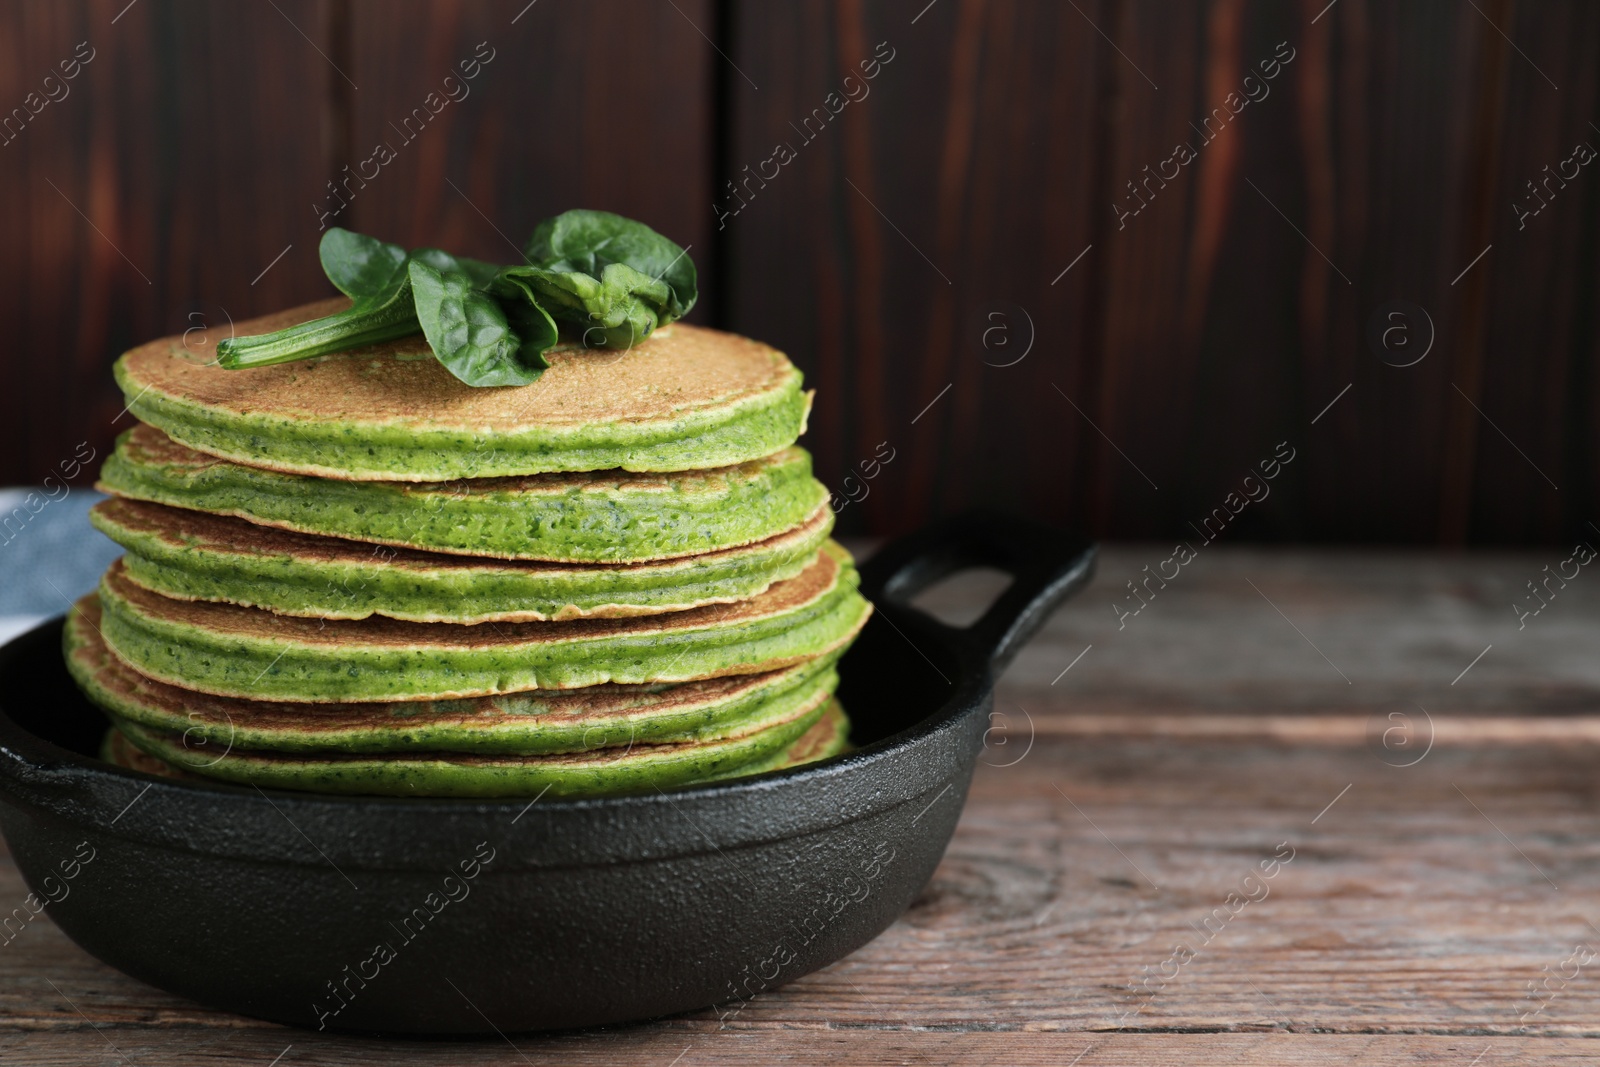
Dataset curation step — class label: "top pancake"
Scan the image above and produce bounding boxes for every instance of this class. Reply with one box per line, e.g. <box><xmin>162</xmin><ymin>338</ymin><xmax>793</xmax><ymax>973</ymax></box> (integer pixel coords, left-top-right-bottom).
<box><xmin>116</xmin><ymin>299</ymin><xmax>812</xmax><ymax>481</ymax></box>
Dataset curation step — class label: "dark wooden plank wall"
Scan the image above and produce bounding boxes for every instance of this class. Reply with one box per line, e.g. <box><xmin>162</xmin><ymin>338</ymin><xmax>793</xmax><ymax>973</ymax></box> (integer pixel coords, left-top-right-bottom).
<box><xmin>724</xmin><ymin>0</ymin><xmax>1600</xmax><ymax>544</ymax></box>
<box><xmin>0</xmin><ymin>0</ymin><xmax>714</xmax><ymax>491</ymax></box>
<box><xmin>345</xmin><ymin>0</ymin><xmax>715</xmax><ymax>301</ymax></box>
<box><xmin>1</xmin><ymin>0</ymin><xmax>1593</xmax><ymax>545</ymax></box>
<box><xmin>0</xmin><ymin>0</ymin><xmax>334</xmax><ymax>478</ymax></box>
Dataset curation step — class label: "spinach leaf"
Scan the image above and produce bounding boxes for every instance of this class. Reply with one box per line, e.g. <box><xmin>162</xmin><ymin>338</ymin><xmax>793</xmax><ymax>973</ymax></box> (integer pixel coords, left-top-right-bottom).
<box><xmin>409</xmin><ymin>260</ymin><xmax>555</xmax><ymax>387</ymax></box>
<box><xmin>319</xmin><ymin>228</ymin><xmax>408</xmax><ymax>299</ymax></box>
<box><xmin>500</xmin><ymin>262</ymin><xmax>673</xmax><ymax>349</ymax></box>
<box><xmin>410</xmin><ymin>247</ymin><xmax>503</xmax><ymax>289</ymax></box>
<box><xmin>216</xmin><ymin>235</ymin><xmax>507</xmax><ymax>370</ymax></box>
<box><xmin>218</xmin><ymin>229</ymin><xmax>422</xmax><ymax>369</ymax></box>
<box><xmin>520</xmin><ymin>209</ymin><xmax>697</xmax><ymax>343</ymax></box>
<box><xmin>214</xmin><ymin>213</ymin><xmax>696</xmax><ymax>383</ymax></box>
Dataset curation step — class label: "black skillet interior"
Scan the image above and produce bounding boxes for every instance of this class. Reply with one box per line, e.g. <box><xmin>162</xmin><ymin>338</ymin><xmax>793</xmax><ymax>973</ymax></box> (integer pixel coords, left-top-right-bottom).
<box><xmin>0</xmin><ymin>511</ymin><xmax>1095</xmax><ymax>1034</ymax></box>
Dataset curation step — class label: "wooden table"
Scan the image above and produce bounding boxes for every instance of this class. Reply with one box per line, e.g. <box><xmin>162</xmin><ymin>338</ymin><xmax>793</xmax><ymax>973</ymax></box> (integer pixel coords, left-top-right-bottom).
<box><xmin>6</xmin><ymin>546</ymin><xmax>1600</xmax><ymax>1065</ymax></box>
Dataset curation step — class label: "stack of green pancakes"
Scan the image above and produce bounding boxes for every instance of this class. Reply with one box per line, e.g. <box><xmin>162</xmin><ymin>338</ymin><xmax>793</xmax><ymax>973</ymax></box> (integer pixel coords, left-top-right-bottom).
<box><xmin>67</xmin><ymin>301</ymin><xmax>869</xmax><ymax>798</ymax></box>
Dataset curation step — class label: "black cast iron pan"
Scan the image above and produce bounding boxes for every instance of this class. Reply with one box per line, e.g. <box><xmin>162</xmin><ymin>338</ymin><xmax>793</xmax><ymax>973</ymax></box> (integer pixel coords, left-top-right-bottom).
<box><xmin>0</xmin><ymin>511</ymin><xmax>1094</xmax><ymax>1034</ymax></box>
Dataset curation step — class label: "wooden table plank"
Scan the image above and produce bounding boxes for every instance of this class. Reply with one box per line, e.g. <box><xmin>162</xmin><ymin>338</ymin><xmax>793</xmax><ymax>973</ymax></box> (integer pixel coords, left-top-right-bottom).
<box><xmin>6</xmin><ymin>736</ymin><xmax>1600</xmax><ymax>1055</ymax></box>
<box><xmin>981</xmin><ymin>545</ymin><xmax>1600</xmax><ymax>722</ymax></box>
<box><xmin>6</xmin><ymin>547</ymin><xmax>1600</xmax><ymax>1062</ymax></box>
<box><xmin>4</xmin><ymin>1032</ymin><xmax>1600</xmax><ymax>1067</ymax></box>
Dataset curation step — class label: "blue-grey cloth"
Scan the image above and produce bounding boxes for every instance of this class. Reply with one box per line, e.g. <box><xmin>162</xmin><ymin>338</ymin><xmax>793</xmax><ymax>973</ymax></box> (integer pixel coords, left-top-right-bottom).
<box><xmin>0</xmin><ymin>488</ymin><xmax>123</xmax><ymax>642</ymax></box>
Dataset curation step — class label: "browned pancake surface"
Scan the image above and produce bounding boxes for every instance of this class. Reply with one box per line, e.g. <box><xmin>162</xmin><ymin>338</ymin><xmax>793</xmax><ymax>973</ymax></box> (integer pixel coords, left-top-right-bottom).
<box><xmin>123</xmin><ymin>299</ymin><xmax>795</xmax><ymax>429</ymax></box>
<box><xmin>94</xmin><ymin>495</ymin><xmax>831</xmax><ymax>577</ymax></box>
<box><xmin>106</xmin><ymin>728</ymin><xmax>196</xmax><ymax>779</ymax></box>
<box><xmin>101</xmin><ymin>548</ymin><xmax>844</xmax><ymax>651</ymax></box>
<box><xmin>783</xmin><ymin>702</ymin><xmax>847</xmax><ymax>764</ymax></box>
<box><xmin>73</xmin><ymin>594</ymin><xmax>822</xmax><ymax>737</ymax></box>
<box><xmin>111</xmin><ymin>420</ymin><xmax>801</xmax><ymax>498</ymax></box>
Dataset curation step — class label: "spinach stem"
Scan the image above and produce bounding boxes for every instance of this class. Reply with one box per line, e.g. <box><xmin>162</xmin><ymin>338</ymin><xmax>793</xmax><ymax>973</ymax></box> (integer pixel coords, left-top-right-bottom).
<box><xmin>215</xmin><ymin>303</ymin><xmax>420</xmax><ymax>368</ymax></box>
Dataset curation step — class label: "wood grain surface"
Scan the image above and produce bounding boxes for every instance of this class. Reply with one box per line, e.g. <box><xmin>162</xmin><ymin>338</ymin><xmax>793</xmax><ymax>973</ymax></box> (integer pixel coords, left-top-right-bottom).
<box><xmin>0</xmin><ymin>0</ymin><xmax>715</xmax><ymax>486</ymax></box>
<box><xmin>720</xmin><ymin>0</ymin><xmax>1600</xmax><ymax>544</ymax></box>
<box><xmin>343</xmin><ymin>0</ymin><xmax>715</xmax><ymax>312</ymax></box>
<box><xmin>3</xmin><ymin>1</ymin><xmax>1597</xmax><ymax>547</ymax></box>
<box><xmin>5</xmin><ymin>547</ymin><xmax>1600</xmax><ymax>1063</ymax></box>
<box><xmin>0</xmin><ymin>0</ymin><xmax>333</xmax><ymax>487</ymax></box>
<box><xmin>989</xmin><ymin>545</ymin><xmax>1600</xmax><ymax>721</ymax></box>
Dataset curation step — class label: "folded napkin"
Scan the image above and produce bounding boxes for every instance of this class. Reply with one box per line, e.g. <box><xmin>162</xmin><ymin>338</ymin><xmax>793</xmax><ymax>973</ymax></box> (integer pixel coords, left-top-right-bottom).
<box><xmin>0</xmin><ymin>488</ymin><xmax>123</xmax><ymax>644</ymax></box>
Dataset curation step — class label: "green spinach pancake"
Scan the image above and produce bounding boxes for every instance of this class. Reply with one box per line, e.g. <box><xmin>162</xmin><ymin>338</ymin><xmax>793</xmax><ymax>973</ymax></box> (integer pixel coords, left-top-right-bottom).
<box><xmin>98</xmin><ymin>423</ymin><xmax>828</xmax><ymax>564</ymax></box>
<box><xmin>95</xmin><ymin>544</ymin><xmax>871</xmax><ymax>703</ymax></box>
<box><xmin>68</xmin><ymin>595</ymin><xmax>841</xmax><ymax>757</ymax></box>
<box><xmin>91</xmin><ymin>497</ymin><xmax>833</xmax><ymax>623</ymax></box>
<box><xmin>115</xmin><ymin>300</ymin><xmax>812</xmax><ymax>482</ymax></box>
<box><xmin>100</xmin><ymin>699</ymin><xmax>851</xmax><ymax>797</ymax></box>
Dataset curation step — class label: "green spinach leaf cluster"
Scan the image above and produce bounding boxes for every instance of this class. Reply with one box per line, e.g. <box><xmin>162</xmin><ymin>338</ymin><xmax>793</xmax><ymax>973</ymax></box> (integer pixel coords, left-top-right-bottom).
<box><xmin>215</xmin><ymin>210</ymin><xmax>696</xmax><ymax>387</ymax></box>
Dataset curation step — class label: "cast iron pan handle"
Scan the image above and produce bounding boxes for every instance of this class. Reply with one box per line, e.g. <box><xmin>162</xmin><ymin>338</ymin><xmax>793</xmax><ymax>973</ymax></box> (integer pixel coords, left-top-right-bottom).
<box><xmin>856</xmin><ymin>510</ymin><xmax>1097</xmax><ymax>677</ymax></box>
